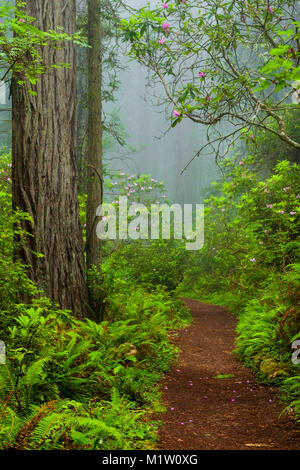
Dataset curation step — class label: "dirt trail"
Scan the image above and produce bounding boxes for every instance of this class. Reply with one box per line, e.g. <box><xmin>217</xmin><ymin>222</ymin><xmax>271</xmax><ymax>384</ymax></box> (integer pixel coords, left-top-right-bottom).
<box><xmin>156</xmin><ymin>299</ymin><xmax>299</xmax><ymax>450</ymax></box>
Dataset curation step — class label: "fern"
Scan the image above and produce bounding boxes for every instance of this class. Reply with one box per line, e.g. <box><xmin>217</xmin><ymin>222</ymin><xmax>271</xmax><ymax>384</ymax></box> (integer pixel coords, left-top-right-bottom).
<box><xmin>0</xmin><ymin>283</ymin><xmax>189</xmax><ymax>449</ymax></box>
<box><xmin>22</xmin><ymin>357</ymin><xmax>51</xmax><ymax>408</ymax></box>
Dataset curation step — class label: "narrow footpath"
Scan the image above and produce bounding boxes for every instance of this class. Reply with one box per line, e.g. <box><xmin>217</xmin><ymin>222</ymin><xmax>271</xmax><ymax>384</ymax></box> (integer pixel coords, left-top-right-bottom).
<box><xmin>156</xmin><ymin>299</ymin><xmax>299</xmax><ymax>450</ymax></box>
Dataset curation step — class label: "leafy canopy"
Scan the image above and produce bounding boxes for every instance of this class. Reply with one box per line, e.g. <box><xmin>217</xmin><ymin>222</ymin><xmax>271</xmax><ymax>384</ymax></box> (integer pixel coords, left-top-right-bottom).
<box><xmin>121</xmin><ymin>0</ymin><xmax>300</xmax><ymax>165</ymax></box>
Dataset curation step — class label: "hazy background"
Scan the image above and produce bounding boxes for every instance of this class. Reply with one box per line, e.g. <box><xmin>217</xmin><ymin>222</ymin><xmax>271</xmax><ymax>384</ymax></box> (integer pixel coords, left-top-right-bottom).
<box><xmin>105</xmin><ymin>0</ymin><xmax>224</xmax><ymax>205</ymax></box>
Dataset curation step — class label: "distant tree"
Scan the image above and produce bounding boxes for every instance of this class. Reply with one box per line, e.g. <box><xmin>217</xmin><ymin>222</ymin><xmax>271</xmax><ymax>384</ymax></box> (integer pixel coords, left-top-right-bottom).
<box><xmin>12</xmin><ymin>0</ymin><xmax>89</xmax><ymax>318</ymax></box>
<box><xmin>77</xmin><ymin>0</ymin><xmax>127</xmax><ymax>272</ymax></box>
<box><xmin>86</xmin><ymin>0</ymin><xmax>103</xmax><ymax>271</ymax></box>
<box><xmin>76</xmin><ymin>0</ymin><xmax>128</xmax><ymax>187</ymax></box>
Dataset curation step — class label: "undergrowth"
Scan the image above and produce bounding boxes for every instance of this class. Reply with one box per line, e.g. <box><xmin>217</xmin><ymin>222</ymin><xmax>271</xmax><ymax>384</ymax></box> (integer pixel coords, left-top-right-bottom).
<box><xmin>177</xmin><ymin>156</ymin><xmax>300</xmax><ymax>428</ymax></box>
<box><xmin>0</xmin><ymin>149</ymin><xmax>192</xmax><ymax>450</ymax></box>
<box><xmin>0</xmin><ymin>281</ymin><xmax>190</xmax><ymax>449</ymax></box>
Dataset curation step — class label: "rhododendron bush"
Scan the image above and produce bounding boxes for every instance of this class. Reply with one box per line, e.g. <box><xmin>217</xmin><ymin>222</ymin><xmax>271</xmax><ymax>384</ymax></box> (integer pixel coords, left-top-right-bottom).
<box><xmin>121</xmin><ymin>0</ymin><xmax>300</xmax><ymax>163</ymax></box>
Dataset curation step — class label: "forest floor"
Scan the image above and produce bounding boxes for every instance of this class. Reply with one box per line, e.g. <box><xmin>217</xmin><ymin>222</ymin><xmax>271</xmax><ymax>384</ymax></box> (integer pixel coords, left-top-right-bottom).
<box><xmin>155</xmin><ymin>298</ymin><xmax>299</xmax><ymax>450</ymax></box>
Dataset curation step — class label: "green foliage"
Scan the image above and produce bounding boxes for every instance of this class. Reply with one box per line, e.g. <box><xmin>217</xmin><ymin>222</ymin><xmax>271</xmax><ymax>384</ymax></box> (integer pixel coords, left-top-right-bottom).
<box><xmin>121</xmin><ymin>0</ymin><xmax>300</xmax><ymax>159</ymax></box>
<box><xmin>105</xmin><ymin>170</ymin><xmax>168</xmax><ymax>206</ymax></box>
<box><xmin>0</xmin><ymin>268</ymin><xmax>190</xmax><ymax>449</ymax></box>
<box><xmin>0</xmin><ymin>1</ymin><xmax>87</xmax><ymax>89</ymax></box>
<box><xmin>281</xmin><ymin>376</ymin><xmax>300</xmax><ymax>424</ymax></box>
<box><xmin>90</xmin><ymin>169</ymin><xmax>193</xmax><ymax>293</ymax></box>
<box><xmin>0</xmin><ymin>391</ymin><xmax>158</xmax><ymax>450</ymax></box>
<box><xmin>247</xmin><ymin>108</ymin><xmax>300</xmax><ymax>170</ymax></box>
<box><xmin>179</xmin><ymin>156</ymin><xmax>300</xmax><ymax>301</ymax></box>
<box><xmin>80</xmin><ymin>170</ymin><xmax>170</xmax><ymax>248</ymax></box>
<box><xmin>106</xmin><ymin>238</ymin><xmax>188</xmax><ymax>292</ymax></box>
<box><xmin>0</xmin><ymin>152</ymin><xmax>37</xmax><ymax>312</ymax></box>
<box><xmin>178</xmin><ymin>152</ymin><xmax>300</xmax><ymax>424</ymax></box>
<box><xmin>0</xmin><ymin>148</ymin><xmax>191</xmax><ymax>449</ymax></box>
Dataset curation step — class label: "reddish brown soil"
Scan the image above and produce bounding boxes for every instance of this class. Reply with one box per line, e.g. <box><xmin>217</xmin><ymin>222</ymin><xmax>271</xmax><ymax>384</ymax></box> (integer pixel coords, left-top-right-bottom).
<box><xmin>156</xmin><ymin>299</ymin><xmax>299</xmax><ymax>450</ymax></box>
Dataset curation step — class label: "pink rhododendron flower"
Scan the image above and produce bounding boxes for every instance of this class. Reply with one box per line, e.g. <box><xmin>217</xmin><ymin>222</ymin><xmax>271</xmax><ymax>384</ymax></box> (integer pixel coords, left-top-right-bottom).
<box><xmin>268</xmin><ymin>6</ymin><xmax>274</xmax><ymax>12</ymax></box>
<box><xmin>198</xmin><ymin>72</ymin><xmax>205</xmax><ymax>78</ymax></box>
<box><xmin>250</xmin><ymin>258</ymin><xmax>256</xmax><ymax>262</ymax></box>
<box><xmin>158</xmin><ymin>37</ymin><xmax>166</xmax><ymax>45</ymax></box>
<box><xmin>238</xmin><ymin>161</ymin><xmax>244</xmax><ymax>165</ymax></box>
<box><xmin>173</xmin><ymin>109</ymin><xmax>181</xmax><ymax>117</ymax></box>
<box><xmin>162</xmin><ymin>2</ymin><xmax>169</xmax><ymax>8</ymax></box>
<box><xmin>162</xmin><ymin>22</ymin><xmax>170</xmax><ymax>32</ymax></box>
<box><xmin>290</xmin><ymin>211</ymin><xmax>296</xmax><ymax>215</ymax></box>
<box><xmin>18</xmin><ymin>18</ymin><xmax>25</xmax><ymax>23</ymax></box>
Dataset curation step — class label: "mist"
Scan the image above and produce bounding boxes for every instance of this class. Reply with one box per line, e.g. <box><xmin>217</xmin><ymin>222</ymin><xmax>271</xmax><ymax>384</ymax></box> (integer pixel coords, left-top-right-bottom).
<box><xmin>104</xmin><ymin>0</ymin><xmax>226</xmax><ymax>205</ymax></box>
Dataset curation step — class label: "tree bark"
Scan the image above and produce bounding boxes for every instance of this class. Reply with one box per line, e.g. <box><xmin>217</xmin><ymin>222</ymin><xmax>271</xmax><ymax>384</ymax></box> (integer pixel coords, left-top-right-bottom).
<box><xmin>86</xmin><ymin>0</ymin><xmax>103</xmax><ymax>270</ymax></box>
<box><xmin>12</xmin><ymin>0</ymin><xmax>88</xmax><ymax>318</ymax></box>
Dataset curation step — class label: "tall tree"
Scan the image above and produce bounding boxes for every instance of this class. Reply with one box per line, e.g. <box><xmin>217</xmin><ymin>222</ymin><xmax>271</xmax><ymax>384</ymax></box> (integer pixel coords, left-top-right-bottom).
<box><xmin>86</xmin><ymin>0</ymin><xmax>103</xmax><ymax>271</ymax></box>
<box><xmin>12</xmin><ymin>0</ymin><xmax>88</xmax><ymax>318</ymax></box>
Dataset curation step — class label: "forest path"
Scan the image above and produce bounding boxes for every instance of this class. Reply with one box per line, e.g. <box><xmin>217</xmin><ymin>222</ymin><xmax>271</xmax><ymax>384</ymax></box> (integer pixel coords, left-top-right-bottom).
<box><xmin>155</xmin><ymin>298</ymin><xmax>299</xmax><ymax>450</ymax></box>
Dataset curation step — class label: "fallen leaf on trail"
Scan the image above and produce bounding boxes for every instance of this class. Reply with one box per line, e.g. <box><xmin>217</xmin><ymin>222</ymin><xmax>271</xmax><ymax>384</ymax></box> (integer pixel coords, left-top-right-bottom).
<box><xmin>245</xmin><ymin>443</ymin><xmax>272</xmax><ymax>447</ymax></box>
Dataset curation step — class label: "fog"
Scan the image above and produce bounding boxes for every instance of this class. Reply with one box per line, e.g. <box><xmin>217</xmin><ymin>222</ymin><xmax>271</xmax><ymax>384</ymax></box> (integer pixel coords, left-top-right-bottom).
<box><xmin>105</xmin><ymin>0</ymin><xmax>226</xmax><ymax>205</ymax></box>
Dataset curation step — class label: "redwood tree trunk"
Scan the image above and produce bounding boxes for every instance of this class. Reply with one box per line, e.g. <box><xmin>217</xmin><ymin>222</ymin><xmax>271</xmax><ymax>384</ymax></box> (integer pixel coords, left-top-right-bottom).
<box><xmin>12</xmin><ymin>0</ymin><xmax>88</xmax><ymax>318</ymax></box>
<box><xmin>86</xmin><ymin>0</ymin><xmax>103</xmax><ymax>270</ymax></box>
